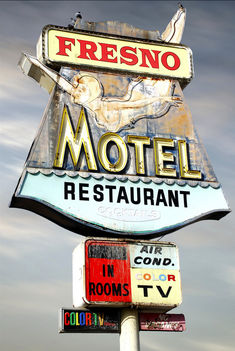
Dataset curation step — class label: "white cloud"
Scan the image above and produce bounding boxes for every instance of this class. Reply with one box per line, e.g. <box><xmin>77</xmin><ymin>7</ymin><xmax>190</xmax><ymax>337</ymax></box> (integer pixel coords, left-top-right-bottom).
<box><xmin>186</xmin><ymin>339</ymin><xmax>235</xmax><ymax>351</ymax></box>
<box><xmin>0</xmin><ymin>210</ymin><xmax>80</xmax><ymax>243</ymax></box>
<box><xmin>142</xmin><ymin>335</ymin><xmax>235</xmax><ymax>351</ymax></box>
<box><xmin>0</xmin><ymin>119</ymin><xmax>37</xmax><ymax>150</ymax></box>
<box><xmin>218</xmin><ymin>265</ymin><xmax>235</xmax><ymax>288</ymax></box>
<box><xmin>186</xmin><ymin>93</ymin><xmax>234</xmax><ymax>142</ymax></box>
<box><xmin>166</xmin><ymin>217</ymin><xmax>234</xmax><ymax>249</ymax></box>
<box><xmin>0</xmin><ymin>280</ymin><xmax>71</xmax><ymax>314</ymax></box>
<box><xmin>0</xmin><ymin>217</ymin><xmax>52</xmax><ymax>260</ymax></box>
<box><xmin>0</xmin><ymin>35</ymin><xmax>48</xmax><ymax>105</ymax></box>
<box><xmin>0</xmin><ymin>162</ymin><xmax>25</xmax><ymax>179</ymax></box>
<box><xmin>0</xmin><ymin>242</ymin><xmax>21</xmax><ymax>259</ymax></box>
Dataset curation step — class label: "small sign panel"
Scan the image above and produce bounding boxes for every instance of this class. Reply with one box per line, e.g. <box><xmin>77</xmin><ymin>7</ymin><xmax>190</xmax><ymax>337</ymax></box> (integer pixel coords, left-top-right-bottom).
<box><xmin>130</xmin><ymin>242</ymin><xmax>181</xmax><ymax>305</ymax></box>
<box><xmin>139</xmin><ymin>313</ymin><xmax>185</xmax><ymax>332</ymax></box>
<box><xmin>59</xmin><ymin>308</ymin><xmax>120</xmax><ymax>333</ymax></box>
<box><xmin>73</xmin><ymin>238</ymin><xmax>182</xmax><ymax>310</ymax></box>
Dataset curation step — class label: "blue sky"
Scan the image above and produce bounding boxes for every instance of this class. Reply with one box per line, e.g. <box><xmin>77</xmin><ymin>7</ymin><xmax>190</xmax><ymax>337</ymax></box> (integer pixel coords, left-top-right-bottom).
<box><xmin>1</xmin><ymin>1</ymin><xmax>235</xmax><ymax>350</ymax></box>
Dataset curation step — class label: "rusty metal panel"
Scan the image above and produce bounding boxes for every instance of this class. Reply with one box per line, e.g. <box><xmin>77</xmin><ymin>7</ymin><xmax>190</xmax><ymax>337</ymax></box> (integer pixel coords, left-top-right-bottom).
<box><xmin>139</xmin><ymin>313</ymin><xmax>185</xmax><ymax>331</ymax></box>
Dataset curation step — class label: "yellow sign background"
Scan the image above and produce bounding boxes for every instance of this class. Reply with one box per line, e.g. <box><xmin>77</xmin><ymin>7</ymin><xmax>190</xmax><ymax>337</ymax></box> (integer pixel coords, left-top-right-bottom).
<box><xmin>131</xmin><ymin>268</ymin><xmax>182</xmax><ymax>305</ymax></box>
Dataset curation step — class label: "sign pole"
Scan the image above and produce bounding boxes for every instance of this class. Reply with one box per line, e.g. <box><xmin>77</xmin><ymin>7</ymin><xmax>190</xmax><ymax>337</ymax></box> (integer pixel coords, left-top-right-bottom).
<box><xmin>120</xmin><ymin>308</ymin><xmax>140</xmax><ymax>351</ymax></box>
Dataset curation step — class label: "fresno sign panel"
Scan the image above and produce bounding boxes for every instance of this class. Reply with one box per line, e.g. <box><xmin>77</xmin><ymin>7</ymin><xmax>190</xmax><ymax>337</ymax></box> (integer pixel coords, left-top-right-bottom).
<box><xmin>73</xmin><ymin>239</ymin><xmax>182</xmax><ymax>311</ymax></box>
<box><xmin>38</xmin><ymin>26</ymin><xmax>193</xmax><ymax>81</ymax></box>
<box><xmin>10</xmin><ymin>7</ymin><xmax>230</xmax><ymax>238</ymax></box>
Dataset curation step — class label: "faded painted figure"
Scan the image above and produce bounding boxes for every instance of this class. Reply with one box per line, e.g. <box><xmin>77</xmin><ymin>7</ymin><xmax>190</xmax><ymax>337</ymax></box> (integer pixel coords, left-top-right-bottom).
<box><xmin>70</xmin><ymin>74</ymin><xmax>182</xmax><ymax>132</ymax></box>
<box><xmin>69</xmin><ymin>5</ymin><xmax>186</xmax><ymax>131</ymax></box>
<box><xmin>18</xmin><ymin>5</ymin><xmax>186</xmax><ymax>133</ymax></box>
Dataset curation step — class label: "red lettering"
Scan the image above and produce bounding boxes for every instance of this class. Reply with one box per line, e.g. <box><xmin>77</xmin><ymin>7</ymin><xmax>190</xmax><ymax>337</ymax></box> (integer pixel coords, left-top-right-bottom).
<box><xmin>139</xmin><ymin>49</ymin><xmax>160</xmax><ymax>68</ymax></box>
<box><xmin>86</xmin><ymin>312</ymin><xmax>92</xmax><ymax>326</ymax></box>
<box><xmin>168</xmin><ymin>275</ymin><xmax>176</xmax><ymax>281</ymax></box>
<box><xmin>120</xmin><ymin>46</ymin><xmax>138</xmax><ymax>66</ymax></box>
<box><xmin>99</xmin><ymin>43</ymin><xmax>117</xmax><ymax>63</ymax></box>
<box><xmin>64</xmin><ymin>312</ymin><xmax>70</xmax><ymax>325</ymax></box>
<box><xmin>77</xmin><ymin>39</ymin><xmax>98</xmax><ymax>60</ymax></box>
<box><xmin>56</xmin><ymin>36</ymin><xmax>75</xmax><ymax>56</ymax></box>
<box><xmin>161</xmin><ymin>52</ymin><xmax>180</xmax><ymax>70</ymax></box>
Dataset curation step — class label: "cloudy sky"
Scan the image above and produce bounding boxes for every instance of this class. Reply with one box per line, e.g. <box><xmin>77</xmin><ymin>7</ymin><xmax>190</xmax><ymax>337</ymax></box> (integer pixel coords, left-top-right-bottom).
<box><xmin>1</xmin><ymin>1</ymin><xmax>235</xmax><ymax>350</ymax></box>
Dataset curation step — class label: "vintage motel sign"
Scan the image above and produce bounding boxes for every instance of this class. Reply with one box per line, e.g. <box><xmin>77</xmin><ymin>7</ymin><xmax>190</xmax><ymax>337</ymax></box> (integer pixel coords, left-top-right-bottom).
<box><xmin>59</xmin><ymin>308</ymin><xmax>120</xmax><ymax>333</ymax></box>
<box><xmin>73</xmin><ymin>238</ymin><xmax>182</xmax><ymax>311</ymax></box>
<box><xmin>139</xmin><ymin>313</ymin><xmax>185</xmax><ymax>332</ymax></box>
<box><xmin>10</xmin><ymin>7</ymin><xmax>230</xmax><ymax>238</ymax></box>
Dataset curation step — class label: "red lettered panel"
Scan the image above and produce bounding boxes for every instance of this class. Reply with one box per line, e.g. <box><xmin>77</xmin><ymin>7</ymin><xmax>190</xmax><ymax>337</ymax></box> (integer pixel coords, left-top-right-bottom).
<box><xmin>85</xmin><ymin>240</ymin><xmax>131</xmax><ymax>303</ymax></box>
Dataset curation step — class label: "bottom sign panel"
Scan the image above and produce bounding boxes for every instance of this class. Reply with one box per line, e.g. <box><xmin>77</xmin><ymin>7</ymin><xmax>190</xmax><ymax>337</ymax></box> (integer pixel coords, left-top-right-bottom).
<box><xmin>59</xmin><ymin>308</ymin><xmax>120</xmax><ymax>333</ymax></box>
<box><xmin>139</xmin><ymin>313</ymin><xmax>185</xmax><ymax>332</ymax></box>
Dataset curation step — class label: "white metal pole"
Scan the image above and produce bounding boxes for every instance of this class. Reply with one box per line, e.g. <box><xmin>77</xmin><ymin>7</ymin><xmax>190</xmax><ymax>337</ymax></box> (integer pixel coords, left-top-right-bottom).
<box><xmin>120</xmin><ymin>308</ymin><xmax>140</xmax><ymax>351</ymax></box>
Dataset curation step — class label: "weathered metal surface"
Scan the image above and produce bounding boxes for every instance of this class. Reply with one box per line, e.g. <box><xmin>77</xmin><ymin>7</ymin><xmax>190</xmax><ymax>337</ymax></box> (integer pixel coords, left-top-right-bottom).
<box><xmin>73</xmin><ymin>238</ymin><xmax>182</xmax><ymax>310</ymax></box>
<box><xmin>139</xmin><ymin>313</ymin><xmax>185</xmax><ymax>331</ymax></box>
<box><xmin>11</xmin><ymin>72</ymin><xmax>216</xmax><ymax>180</ymax></box>
<box><xmin>10</xmin><ymin>6</ymin><xmax>230</xmax><ymax>238</ymax></box>
<box><xmin>74</xmin><ymin>20</ymin><xmax>161</xmax><ymax>41</ymax></box>
<box><xmin>59</xmin><ymin>308</ymin><xmax>120</xmax><ymax>333</ymax></box>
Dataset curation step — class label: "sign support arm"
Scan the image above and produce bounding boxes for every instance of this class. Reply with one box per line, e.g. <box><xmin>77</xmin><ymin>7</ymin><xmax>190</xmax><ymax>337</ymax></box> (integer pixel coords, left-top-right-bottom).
<box><xmin>119</xmin><ymin>308</ymin><xmax>140</xmax><ymax>351</ymax></box>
